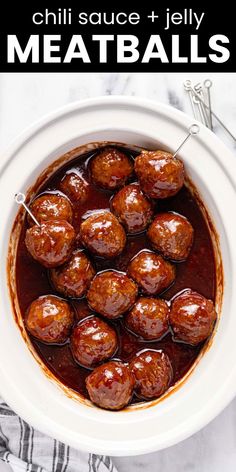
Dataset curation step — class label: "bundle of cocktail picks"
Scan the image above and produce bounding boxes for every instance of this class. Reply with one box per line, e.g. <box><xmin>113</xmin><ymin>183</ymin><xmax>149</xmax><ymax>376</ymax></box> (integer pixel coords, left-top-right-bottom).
<box><xmin>183</xmin><ymin>79</ymin><xmax>236</xmax><ymax>143</ymax></box>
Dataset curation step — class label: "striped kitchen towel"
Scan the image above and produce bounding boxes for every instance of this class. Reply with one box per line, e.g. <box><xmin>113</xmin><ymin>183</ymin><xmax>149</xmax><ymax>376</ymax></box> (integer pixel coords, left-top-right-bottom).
<box><xmin>0</xmin><ymin>398</ymin><xmax>117</xmax><ymax>472</ymax></box>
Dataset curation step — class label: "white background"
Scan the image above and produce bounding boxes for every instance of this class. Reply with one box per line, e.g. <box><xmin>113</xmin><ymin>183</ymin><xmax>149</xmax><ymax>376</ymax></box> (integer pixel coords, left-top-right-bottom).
<box><xmin>0</xmin><ymin>73</ymin><xmax>235</xmax><ymax>472</ymax></box>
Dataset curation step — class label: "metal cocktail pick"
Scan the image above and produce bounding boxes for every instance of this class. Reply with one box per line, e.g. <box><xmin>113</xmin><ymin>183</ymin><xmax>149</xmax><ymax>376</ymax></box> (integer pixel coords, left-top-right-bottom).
<box><xmin>194</xmin><ymin>83</ymin><xmax>211</xmax><ymax>129</ymax></box>
<box><xmin>192</xmin><ymin>94</ymin><xmax>206</xmax><ymax>127</ymax></box>
<box><xmin>204</xmin><ymin>79</ymin><xmax>213</xmax><ymax>130</ymax></box>
<box><xmin>173</xmin><ymin>124</ymin><xmax>200</xmax><ymax>158</ymax></box>
<box><xmin>184</xmin><ymin>80</ymin><xmax>197</xmax><ymax>119</ymax></box>
<box><xmin>15</xmin><ymin>192</ymin><xmax>40</xmax><ymax>226</ymax></box>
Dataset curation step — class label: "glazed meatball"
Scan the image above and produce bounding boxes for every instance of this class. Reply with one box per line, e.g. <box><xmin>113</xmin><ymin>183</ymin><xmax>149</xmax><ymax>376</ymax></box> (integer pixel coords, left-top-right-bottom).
<box><xmin>60</xmin><ymin>171</ymin><xmax>89</xmax><ymax>203</ymax></box>
<box><xmin>25</xmin><ymin>295</ymin><xmax>74</xmax><ymax>344</ymax></box>
<box><xmin>87</xmin><ymin>270</ymin><xmax>138</xmax><ymax>319</ymax></box>
<box><xmin>86</xmin><ymin>361</ymin><xmax>135</xmax><ymax>410</ymax></box>
<box><xmin>128</xmin><ymin>250</ymin><xmax>175</xmax><ymax>295</ymax></box>
<box><xmin>125</xmin><ymin>297</ymin><xmax>169</xmax><ymax>340</ymax></box>
<box><xmin>80</xmin><ymin>211</ymin><xmax>126</xmax><ymax>258</ymax></box>
<box><xmin>71</xmin><ymin>316</ymin><xmax>118</xmax><ymax>368</ymax></box>
<box><xmin>28</xmin><ymin>193</ymin><xmax>73</xmax><ymax>226</ymax></box>
<box><xmin>134</xmin><ymin>150</ymin><xmax>184</xmax><ymax>199</ymax></box>
<box><xmin>25</xmin><ymin>220</ymin><xmax>75</xmax><ymax>268</ymax></box>
<box><xmin>111</xmin><ymin>183</ymin><xmax>153</xmax><ymax>234</ymax></box>
<box><xmin>169</xmin><ymin>290</ymin><xmax>217</xmax><ymax>345</ymax></box>
<box><xmin>90</xmin><ymin>147</ymin><xmax>133</xmax><ymax>190</ymax></box>
<box><xmin>50</xmin><ymin>249</ymin><xmax>95</xmax><ymax>298</ymax></box>
<box><xmin>147</xmin><ymin>212</ymin><xmax>194</xmax><ymax>261</ymax></box>
<box><xmin>130</xmin><ymin>350</ymin><xmax>172</xmax><ymax>399</ymax></box>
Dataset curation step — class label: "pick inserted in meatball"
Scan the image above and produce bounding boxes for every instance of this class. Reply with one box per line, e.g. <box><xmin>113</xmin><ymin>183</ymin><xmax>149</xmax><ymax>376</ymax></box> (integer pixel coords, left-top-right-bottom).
<box><xmin>25</xmin><ymin>295</ymin><xmax>74</xmax><ymax>344</ymax></box>
<box><xmin>50</xmin><ymin>249</ymin><xmax>95</xmax><ymax>298</ymax></box>
<box><xmin>130</xmin><ymin>350</ymin><xmax>172</xmax><ymax>399</ymax></box>
<box><xmin>87</xmin><ymin>270</ymin><xmax>138</xmax><ymax>319</ymax></box>
<box><xmin>86</xmin><ymin>361</ymin><xmax>135</xmax><ymax>410</ymax></box>
<box><xmin>147</xmin><ymin>212</ymin><xmax>194</xmax><ymax>261</ymax></box>
<box><xmin>28</xmin><ymin>193</ymin><xmax>73</xmax><ymax>226</ymax></box>
<box><xmin>71</xmin><ymin>316</ymin><xmax>118</xmax><ymax>368</ymax></box>
<box><xmin>80</xmin><ymin>211</ymin><xmax>126</xmax><ymax>258</ymax></box>
<box><xmin>60</xmin><ymin>171</ymin><xmax>89</xmax><ymax>203</ymax></box>
<box><xmin>169</xmin><ymin>290</ymin><xmax>217</xmax><ymax>345</ymax></box>
<box><xmin>134</xmin><ymin>150</ymin><xmax>184</xmax><ymax>199</ymax></box>
<box><xmin>128</xmin><ymin>250</ymin><xmax>175</xmax><ymax>295</ymax></box>
<box><xmin>25</xmin><ymin>220</ymin><xmax>75</xmax><ymax>268</ymax></box>
<box><xmin>125</xmin><ymin>297</ymin><xmax>169</xmax><ymax>340</ymax></box>
<box><xmin>90</xmin><ymin>147</ymin><xmax>133</xmax><ymax>190</ymax></box>
<box><xmin>111</xmin><ymin>183</ymin><xmax>154</xmax><ymax>234</ymax></box>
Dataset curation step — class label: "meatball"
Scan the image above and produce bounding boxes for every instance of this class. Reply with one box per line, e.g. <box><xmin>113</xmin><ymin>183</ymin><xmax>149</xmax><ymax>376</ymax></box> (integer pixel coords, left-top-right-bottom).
<box><xmin>128</xmin><ymin>250</ymin><xmax>175</xmax><ymax>295</ymax></box>
<box><xmin>90</xmin><ymin>147</ymin><xmax>133</xmax><ymax>190</ymax></box>
<box><xmin>111</xmin><ymin>183</ymin><xmax>153</xmax><ymax>234</ymax></box>
<box><xmin>80</xmin><ymin>211</ymin><xmax>126</xmax><ymax>258</ymax></box>
<box><xmin>125</xmin><ymin>297</ymin><xmax>169</xmax><ymax>340</ymax></box>
<box><xmin>134</xmin><ymin>150</ymin><xmax>184</xmax><ymax>199</ymax></box>
<box><xmin>87</xmin><ymin>270</ymin><xmax>138</xmax><ymax>319</ymax></box>
<box><xmin>60</xmin><ymin>171</ymin><xmax>89</xmax><ymax>203</ymax></box>
<box><xmin>28</xmin><ymin>193</ymin><xmax>73</xmax><ymax>226</ymax></box>
<box><xmin>71</xmin><ymin>316</ymin><xmax>118</xmax><ymax>368</ymax></box>
<box><xmin>25</xmin><ymin>220</ymin><xmax>75</xmax><ymax>268</ymax></box>
<box><xmin>25</xmin><ymin>295</ymin><xmax>74</xmax><ymax>344</ymax></box>
<box><xmin>147</xmin><ymin>212</ymin><xmax>194</xmax><ymax>261</ymax></box>
<box><xmin>50</xmin><ymin>249</ymin><xmax>95</xmax><ymax>298</ymax></box>
<box><xmin>130</xmin><ymin>350</ymin><xmax>172</xmax><ymax>399</ymax></box>
<box><xmin>86</xmin><ymin>361</ymin><xmax>134</xmax><ymax>410</ymax></box>
<box><xmin>169</xmin><ymin>290</ymin><xmax>217</xmax><ymax>345</ymax></box>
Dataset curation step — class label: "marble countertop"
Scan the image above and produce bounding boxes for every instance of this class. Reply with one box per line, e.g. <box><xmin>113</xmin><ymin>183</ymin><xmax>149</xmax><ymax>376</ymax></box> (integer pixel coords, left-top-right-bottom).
<box><xmin>0</xmin><ymin>72</ymin><xmax>235</xmax><ymax>472</ymax></box>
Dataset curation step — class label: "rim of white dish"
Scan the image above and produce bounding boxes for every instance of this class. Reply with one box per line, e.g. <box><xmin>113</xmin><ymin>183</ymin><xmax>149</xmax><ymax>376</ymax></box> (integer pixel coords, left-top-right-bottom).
<box><xmin>0</xmin><ymin>96</ymin><xmax>235</xmax><ymax>456</ymax></box>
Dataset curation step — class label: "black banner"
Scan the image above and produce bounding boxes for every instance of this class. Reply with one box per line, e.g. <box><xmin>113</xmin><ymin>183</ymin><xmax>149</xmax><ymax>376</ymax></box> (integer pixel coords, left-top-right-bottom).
<box><xmin>0</xmin><ymin>4</ymin><xmax>234</xmax><ymax>72</ymax></box>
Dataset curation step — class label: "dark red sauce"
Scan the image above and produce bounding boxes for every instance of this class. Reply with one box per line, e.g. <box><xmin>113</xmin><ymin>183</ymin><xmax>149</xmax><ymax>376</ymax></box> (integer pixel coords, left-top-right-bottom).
<box><xmin>15</xmin><ymin>147</ymin><xmax>216</xmax><ymax>403</ymax></box>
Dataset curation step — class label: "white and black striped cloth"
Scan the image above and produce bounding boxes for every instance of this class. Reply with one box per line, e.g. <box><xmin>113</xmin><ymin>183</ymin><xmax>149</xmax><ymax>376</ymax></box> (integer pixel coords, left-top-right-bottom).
<box><xmin>0</xmin><ymin>398</ymin><xmax>117</xmax><ymax>472</ymax></box>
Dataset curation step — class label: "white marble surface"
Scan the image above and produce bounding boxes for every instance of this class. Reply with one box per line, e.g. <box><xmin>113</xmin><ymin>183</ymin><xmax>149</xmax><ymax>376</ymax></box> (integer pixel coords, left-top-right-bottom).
<box><xmin>0</xmin><ymin>73</ymin><xmax>236</xmax><ymax>471</ymax></box>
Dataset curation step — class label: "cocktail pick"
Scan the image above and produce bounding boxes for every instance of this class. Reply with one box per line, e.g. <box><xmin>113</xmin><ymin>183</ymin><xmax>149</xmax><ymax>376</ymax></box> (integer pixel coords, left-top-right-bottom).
<box><xmin>173</xmin><ymin>124</ymin><xmax>200</xmax><ymax>158</ymax></box>
<box><xmin>194</xmin><ymin>83</ymin><xmax>211</xmax><ymax>129</ymax></box>
<box><xmin>15</xmin><ymin>192</ymin><xmax>40</xmax><ymax>226</ymax></box>
<box><xmin>184</xmin><ymin>80</ymin><xmax>197</xmax><ymax>119</ymax></box>
<box><xmin>193</xmin><ymin>94</ymin><xmax>207</xmax><ymax>127</ymax></box>
<box><xmin>204</xmin><ymin>79</ymin><xmax>213</xmax><ymax>130</ymax></box>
